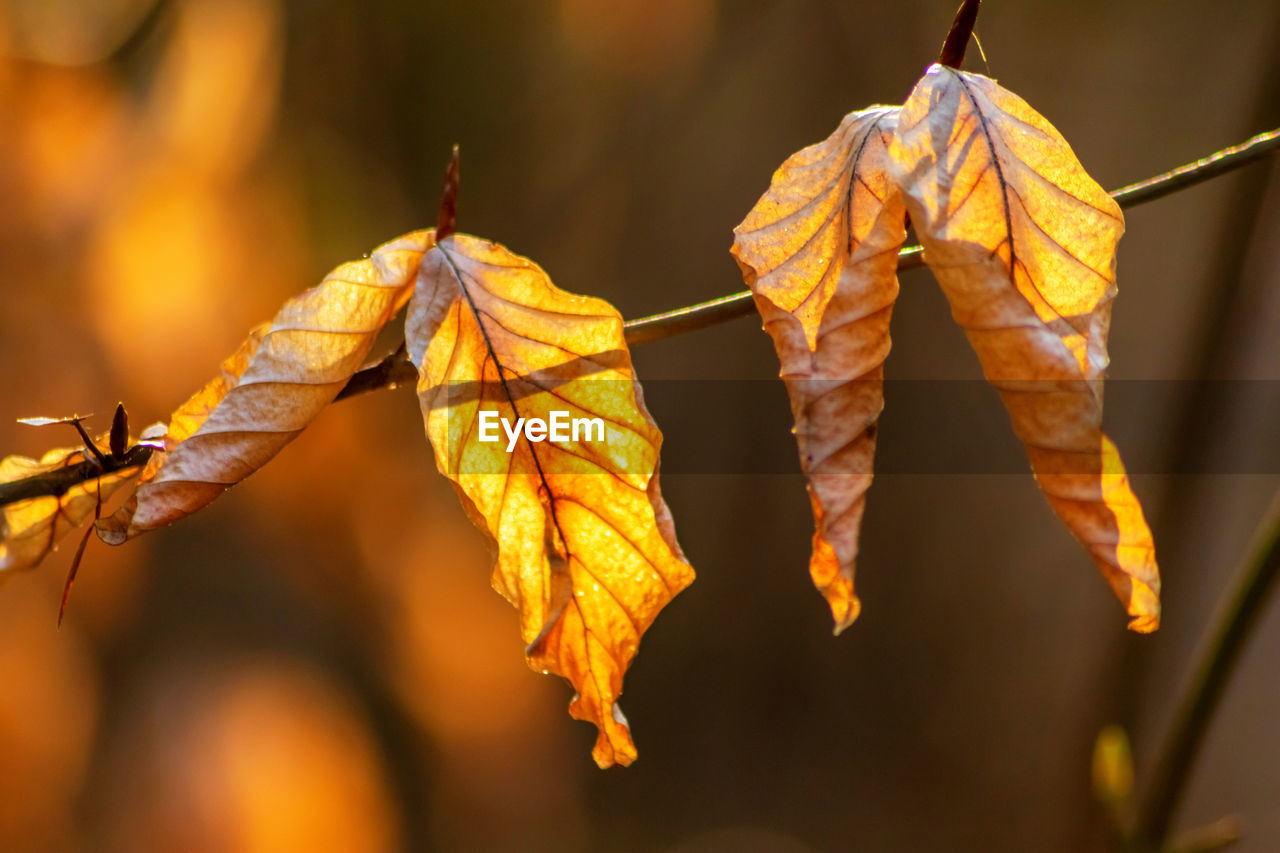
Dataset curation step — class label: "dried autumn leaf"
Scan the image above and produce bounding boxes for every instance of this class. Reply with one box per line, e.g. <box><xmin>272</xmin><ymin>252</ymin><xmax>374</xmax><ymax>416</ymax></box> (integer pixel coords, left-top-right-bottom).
<box><xmin>732</xmin><ymin>108</ymin><xmax>905</xmax><ymax>632</ymax></box>
<box><xmin>732</xmin><ymin>107</ymin><xmax>901</xmax><ymax>349</ymax></box>
<box><xmin>890</xmin><ymin>64</ymin><xmax>1159</xmax><ymax>631</ymax></box>
<box><xmin>97</xmin><ymin>229</ymin><xmax>437</xmax><ymax>543</ymax></box>
<box><xmin>406</xmin><ymin>234</ymin><xmax>694</xmax><ymax>768</ymax></box>
<box><xmin>1</xmin><ymin>442</ymin><xmax>141</xmax><ymax>572</ymax></box>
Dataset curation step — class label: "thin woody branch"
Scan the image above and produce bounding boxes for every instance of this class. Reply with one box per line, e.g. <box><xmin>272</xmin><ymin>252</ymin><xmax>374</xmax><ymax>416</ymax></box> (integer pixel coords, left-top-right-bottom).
<box><xmin>1</xmin><ymin>127</ymin><xmax>1277</xmax><ymax>509</ymax></box>
<box><xmin>622</xmin><ymin>247</ymin><xmax>924</xmax><ymax>345</ymax></box>
<box><xmin>1112</xmin><ymin>127</ymin><xmax>1280</xmax><ymax>209</ymax></box>
<box><xmin>0</xmin><ymin>445</ymin><xmax>154</xmax><ymax>506</ymax></box>
<box><xmin>1130</xmin><ymin>492</ymin><xmax>1280</xmax><ymax>850</ymax></box>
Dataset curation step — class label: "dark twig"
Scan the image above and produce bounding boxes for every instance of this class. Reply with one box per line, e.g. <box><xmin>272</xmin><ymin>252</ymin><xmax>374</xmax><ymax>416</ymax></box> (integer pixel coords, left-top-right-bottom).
<box><xmin>437</xmin><ymin>145</ymin><xmax>460</xmax><ymax>241</ymax></box>
<box><xmin>59</xmin><ymin>480</ymin><xmax>101</xmax><ymax>626</ymax></box>
<box><xmin>1</xmin><ymin>128</ymin><xmax>1277</xmax><ymax>508</ymax></box>
<box><xmin>0</xmin><ymin>446</ymin><xmax>152</xmax><ymax>506</ymax></box>
<box><xmin>938</xmin><ymin>0</ymin><xmax>982</xmax><ymax>69</ymax></box>
<box><xmin>333</xmin><ymin>342</ymin><xmax>416</xmax><ymax>402</ymax></box>
<box><xmin>1130</xmin><ymin>492</ymin><xmax>1280</xmax><ymax>850</ymax></box>
<box><xmin>67</xmin><ymin>419</ymin><xmax>108</xmax><ymax>469</ymax></box>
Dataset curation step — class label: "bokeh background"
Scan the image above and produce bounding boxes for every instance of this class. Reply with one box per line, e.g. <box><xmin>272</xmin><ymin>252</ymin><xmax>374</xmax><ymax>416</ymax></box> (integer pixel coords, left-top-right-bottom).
<box><xmin>1</xmin><ymin>0</ymin><xmax>1278</xmax><ymax>850</ymax></box>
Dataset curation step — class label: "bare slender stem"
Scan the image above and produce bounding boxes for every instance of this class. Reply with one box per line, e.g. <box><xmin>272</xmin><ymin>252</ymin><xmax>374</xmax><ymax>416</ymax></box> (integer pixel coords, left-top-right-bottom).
<box><xmin>1130</xmin><ymin>491</ymin><xmax>1280</xmax><ymax>850</ymax></box>
<box><xmin>623</xmin><ymin>247</ymin><xmax>922</xmax><ymax>344</ymax></box>
<box><xmin>1</xmin><ymin>128</ymin><xmax>1277</xmax><ymax>508</ymax></box>
<box><xmin>1112</xmin><ymin>128</ymin><xmax>1280</xmax><ymax>209</ymax></box>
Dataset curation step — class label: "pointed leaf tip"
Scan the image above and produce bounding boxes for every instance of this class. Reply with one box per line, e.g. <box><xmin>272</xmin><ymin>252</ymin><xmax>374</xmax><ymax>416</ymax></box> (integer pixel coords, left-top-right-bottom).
<box><xmin>17</xmin><ymin>415</ymin><xmax>88</xmax><ymax>427</ymax></box>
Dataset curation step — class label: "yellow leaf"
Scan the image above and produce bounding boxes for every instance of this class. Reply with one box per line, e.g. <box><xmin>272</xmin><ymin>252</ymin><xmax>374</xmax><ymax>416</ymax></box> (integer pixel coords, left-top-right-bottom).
<box><xmin>406</xmin><ymin>234</ymin><xmax>694</xmax><ymax>767</ymax></box>
<box><xmin>96</xmin><ymin>230</ymin><xmax>437</xmax><ymax>544</ymax></box>
<box><xmin>733</xmin><ymin>108</ymin><xmax>905</xmax><ymax>631</ymax></box>
<box><xmin>733</xmin><ymin>107</ymin><xmax>901</xmax><ymax>349</ymax></box>
<box><xmin>891</xmin><ymin>64</ymin><xmax>1160</xmax><ymax>631</ymax></box>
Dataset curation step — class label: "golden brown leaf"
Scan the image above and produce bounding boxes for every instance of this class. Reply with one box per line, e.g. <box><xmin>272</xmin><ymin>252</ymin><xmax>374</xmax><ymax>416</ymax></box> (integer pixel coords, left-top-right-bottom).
<box><xmin>733</xmin><ymin>108</ymin><xmax>905</xmax><ymax>632</ymax></box>
<box><xmin>406</xmin><ymin>234</ymin><xmax>694</xmax><ymax>767</ymax></box>
<box><xmin>1</xmin><ymin>443</ymin><xmax>140</xmax><ymax>572</ymax></box>
<box><xmin>890</xmin><ymin>64</ymin><xmax>1159</xmax><ymax>631</ymax></box>
<box><xmin>732</xmin><ymin>107</ymin><xmax>901</xmax><ymax>349</ymax></box>
<box><xmin>97</xmin><ymin>230</ymin><xmax>437</xmax><ymax>544</ymax></box>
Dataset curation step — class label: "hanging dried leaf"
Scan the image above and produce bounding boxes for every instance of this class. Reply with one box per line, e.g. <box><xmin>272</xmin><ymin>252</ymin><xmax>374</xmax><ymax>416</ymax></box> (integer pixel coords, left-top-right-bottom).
<box><xmin>96</xmin><ymin>230</ymin><xmax>437</xmax><ymax>544</ymax></box>
<box><xmin>890</xmin><ymin>64</ymin><xmax>1159</xmax><ymax>631</ymax></box>
<box><xmin>1</xmin><ymin>442</ymin><xmax>141</xmax><ymax>572</ymax></box>
<box><xmin>732</xmin><ymin>107</ymin><xmax>901</xmax><ymax>349</ymax></box>
<box><xmin>406</xmin><ymin>234</ymin><xmax>694</xmax><ymax>768</ymax></box>
<box><xmin>733</xmin><ymin>108</ymin><xmax>905</xmax><ymax>632</ymax></box>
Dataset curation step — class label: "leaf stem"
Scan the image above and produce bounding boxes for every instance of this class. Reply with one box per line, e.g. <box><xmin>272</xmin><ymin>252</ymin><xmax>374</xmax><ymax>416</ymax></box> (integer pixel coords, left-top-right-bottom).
<box><xmin>1130</xmin><ymin>490</ymin><xmax>1280</xmax><ymax>850</ymax></box>
<box><xmin>437</xmin><ymin>145</ymin><xmax>460</xmax><ymax>241</ymax></box>
<box><xmin>0</xmin><ymin>127</ymin><xmax>1276</xmax><ymax>508</ymax></box>
<box><xmin>938</xmin><ymin>0</ymin><xmax>982</xmax><ymax>69</ymax></box>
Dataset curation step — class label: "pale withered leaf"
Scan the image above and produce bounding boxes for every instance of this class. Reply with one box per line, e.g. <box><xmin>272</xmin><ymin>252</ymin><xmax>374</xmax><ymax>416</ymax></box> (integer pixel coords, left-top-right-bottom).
<box><xmin>890</xmin><ymin>64</ymin><xmax>1159</xmax><ymax>631</ymax></box>
<box><xmin>733</xmin><ymin>106</ymin><xmax>901</xmax><ymax>350</ymax></box>
<box><xmin>97</xmin><ymin>230</ymin><xmax>437</xmax><ymax>544</ymax></box>
<box><xmin>735</xmin><ymin>108</ymin><xmax>906</xmax><ymax>632</ymax></box>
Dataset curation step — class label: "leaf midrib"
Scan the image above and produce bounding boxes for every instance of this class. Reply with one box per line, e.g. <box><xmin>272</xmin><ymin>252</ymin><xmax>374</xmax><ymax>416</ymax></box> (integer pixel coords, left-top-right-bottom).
<box><xmin>436</xmin><ymin>240</ymin><xmax>573</xmax><ymax>559</ymax></box>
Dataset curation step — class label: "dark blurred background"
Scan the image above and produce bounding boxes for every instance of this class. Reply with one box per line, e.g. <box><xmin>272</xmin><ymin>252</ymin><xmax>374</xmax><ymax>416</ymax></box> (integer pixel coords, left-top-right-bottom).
<box><xmin>1</xmin><ymin>0</ymin><xmax>1278</xmax><ymax>850</ymax></box>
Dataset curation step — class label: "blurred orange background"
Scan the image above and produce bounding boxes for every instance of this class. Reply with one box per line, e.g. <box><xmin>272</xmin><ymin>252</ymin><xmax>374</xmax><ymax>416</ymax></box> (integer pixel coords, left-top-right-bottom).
<box><xmin>1</xmin><ymin>0</ymin><xmax>1278</xmax><ymax>850</ymax></box>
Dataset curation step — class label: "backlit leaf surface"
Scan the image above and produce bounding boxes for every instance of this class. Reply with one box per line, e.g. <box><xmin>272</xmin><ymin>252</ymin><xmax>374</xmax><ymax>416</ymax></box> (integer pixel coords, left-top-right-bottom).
<box><xmin>890</xmin><ymin>64</ymin><xmax>1159</xmax><ymax>631</ymax></box>
<box><xmin>97</xmin><ymin>230</ymin><xmax>437</xmax><ymax>543</ymax></box>
<box><xmin>406</xmin><ymin>234</ymin><xmax>694</xmax><ymax>767</ymax></box>
<box><xmin>733</xmin><ymin>107</ymin><xmax>901</xmax><ymax>349</ymax></box>
<box><xmin>733</xmin><ymin>108</ymin><xmax>905</xmax><ymax>631</ymax></box>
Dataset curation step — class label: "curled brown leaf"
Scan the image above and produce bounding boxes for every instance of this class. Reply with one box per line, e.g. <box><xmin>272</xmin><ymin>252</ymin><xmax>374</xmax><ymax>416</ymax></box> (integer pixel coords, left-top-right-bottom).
<box><xmin>734</xmin><ymin>108</ymin><xmax>905</xmax><ymax>631</ymax></box>
<box><xmin>891</xmin><ymin>64</ymin><xmax>1159</xmax><ymax>631</ymax></box>
<box><xmin>97</xmin><ymin>229</ymin><xmax>438</xmax><ymax>543</ymax></box>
